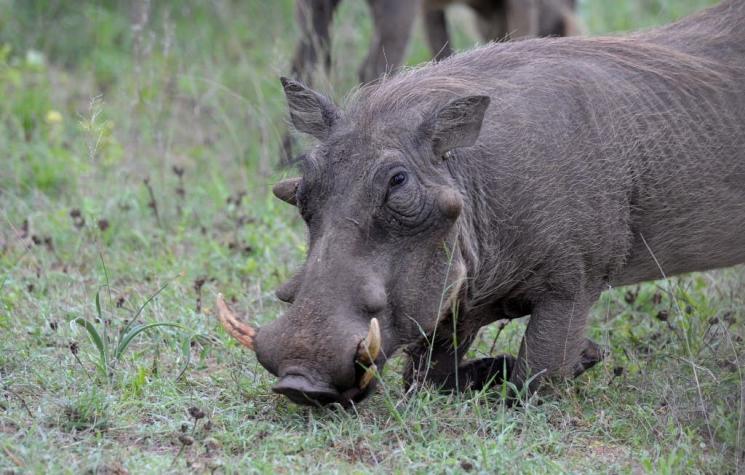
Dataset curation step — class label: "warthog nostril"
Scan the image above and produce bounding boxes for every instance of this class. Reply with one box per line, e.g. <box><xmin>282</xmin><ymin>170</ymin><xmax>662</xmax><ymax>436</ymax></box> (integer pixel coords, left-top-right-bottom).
<box><xmin>272</xmin><ymin>374</ymin><xmax>341</xmax><ymax>406</ymax></box>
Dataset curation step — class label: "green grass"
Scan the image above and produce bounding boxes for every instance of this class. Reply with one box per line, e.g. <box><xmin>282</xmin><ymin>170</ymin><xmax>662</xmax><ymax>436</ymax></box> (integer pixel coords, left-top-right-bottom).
<box><xmin>0</xmin><ymin>0</ymin><xmax>741</xmax><ymax>473</ymax></box>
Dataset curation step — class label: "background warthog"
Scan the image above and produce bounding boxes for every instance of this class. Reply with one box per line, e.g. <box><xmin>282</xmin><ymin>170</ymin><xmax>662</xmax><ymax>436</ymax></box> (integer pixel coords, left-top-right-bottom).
<box><xmin>220</xmin><ymin>0</ymin><xmax>745</xmax><ymax>406</ymax></box>
<box><xmin>424</xmin><ymin>0</ymin><xmax>579</xmax><ymax>61</ymax></box>
<box><xmin>291</xmin><ymin>0</ymin><xmax>578</xmax><ymax>85</ymax></box>
<box><xmin>282</xmin><ymin>0</ymin><xmax>579</xmax><ymax>165</ymax></box>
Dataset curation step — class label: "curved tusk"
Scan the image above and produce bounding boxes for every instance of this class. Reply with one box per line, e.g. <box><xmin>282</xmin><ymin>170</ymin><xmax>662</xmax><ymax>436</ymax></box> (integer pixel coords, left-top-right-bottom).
<box><xmin>356</xmin><ymin>318</ymin><xmax>381</xmax><ymax>366</ymax></box>
<box><xmin>216</xmin><ymin>293</ymin><xmax>257</xmax><ymax>350</ymax></box>
<box><xmin>359</xmin><ymin>364</ymin><xmax>378</xmax><ymax>390</ymax></box>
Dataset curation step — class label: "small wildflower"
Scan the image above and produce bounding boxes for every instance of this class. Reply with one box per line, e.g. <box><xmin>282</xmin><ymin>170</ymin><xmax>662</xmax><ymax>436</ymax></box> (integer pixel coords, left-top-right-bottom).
<box><xmin>25</xmin><ymin>49</ymin><xmax>45</xmax><ymax>68</ymax></box>
<box><xmin>46</xmin><ymin>110</ymin><xmax>63</xmax><ymax>124</ymax></box>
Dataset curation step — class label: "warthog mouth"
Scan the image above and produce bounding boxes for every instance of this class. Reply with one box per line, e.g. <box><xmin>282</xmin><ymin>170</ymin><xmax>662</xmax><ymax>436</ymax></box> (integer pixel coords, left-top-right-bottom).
<box><xmin>215</xmin><ymin>294</ymin><xmax>382</xmax><ymax>406</ymax></box>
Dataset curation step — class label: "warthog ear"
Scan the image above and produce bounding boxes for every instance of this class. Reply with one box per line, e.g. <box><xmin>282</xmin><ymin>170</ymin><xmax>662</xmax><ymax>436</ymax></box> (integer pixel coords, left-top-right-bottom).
<box><xmin>430</xmin><ymin>95</ymin><xmax>490</xmax><ymax>158</ymax></box>
<box><xmin>273</xmin><ymin>177</ymin><xmax>301</xmax><ymax>206</ymax></box>
<box><xmin>280</xmin><ymin>77</ymin><xmax>339</xmax><ymax>141</ymax></box>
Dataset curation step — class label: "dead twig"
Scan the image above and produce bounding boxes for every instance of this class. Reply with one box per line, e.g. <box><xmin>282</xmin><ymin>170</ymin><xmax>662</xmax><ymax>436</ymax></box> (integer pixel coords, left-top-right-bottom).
<box><xmin>2</xmin><ymin>386</ymin><xmax>33</xmax><ymax>418</ymax></box>
<box><xmin>143</xmin><ymin>177</ymin><xmax>162</xmax><ymax>227</ymax></box>
<box><xmin>489</xmin><ymin>319</ymin><xmax>510</xmax><ymax>356</ymax></box>
<box><xmin>2</xmin><ymin>446</ymin><xmax>24</xmax><ymax>468</ymax></box>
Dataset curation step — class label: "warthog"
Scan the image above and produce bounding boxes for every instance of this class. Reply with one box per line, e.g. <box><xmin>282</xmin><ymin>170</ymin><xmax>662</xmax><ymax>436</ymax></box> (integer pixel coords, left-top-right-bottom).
<box><xmin>283</xmin><ymin>0</ymin><xmax>578</xmax><ymax>164</ymax></box>
<box><xmin>220</xmin><ymin>0</ymin><xmax>745</xmax><ymax>406</ymax></box>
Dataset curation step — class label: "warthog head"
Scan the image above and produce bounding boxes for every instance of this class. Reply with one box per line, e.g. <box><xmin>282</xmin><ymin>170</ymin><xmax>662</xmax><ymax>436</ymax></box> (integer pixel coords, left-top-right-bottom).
<box><xmin>217</xmin><ymin>76</ymin><xmax>490</xmax><ymax>406</ymax></box>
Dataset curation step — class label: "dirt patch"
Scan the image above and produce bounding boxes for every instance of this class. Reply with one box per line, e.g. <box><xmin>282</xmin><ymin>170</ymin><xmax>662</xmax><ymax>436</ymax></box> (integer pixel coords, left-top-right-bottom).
<box><xmin>567</xmin><ymin>440</ymin><xmax>642</xmax><ymax>473</ymax></box>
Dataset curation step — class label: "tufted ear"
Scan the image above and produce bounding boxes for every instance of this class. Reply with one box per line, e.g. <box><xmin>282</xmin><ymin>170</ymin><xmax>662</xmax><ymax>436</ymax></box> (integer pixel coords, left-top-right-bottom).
<box><xmin>280</xmin><ymin>77</ymin><xmax>339</xmax><ymax>141</ymax></box>
<box><xmin>430</xmin><ymin>95</ymin><xmax>490</xmax><ymax>158</ymax></box>
<box><xmin>273</xmin><ymin>177</ymin><xmax>301</xmax><ymax>206</ymax></box>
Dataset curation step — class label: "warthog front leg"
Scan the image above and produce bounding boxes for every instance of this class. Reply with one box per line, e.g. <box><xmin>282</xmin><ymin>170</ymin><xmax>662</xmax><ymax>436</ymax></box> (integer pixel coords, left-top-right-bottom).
<box><xmin>403</xmin><ymin>330</ymin><xmax>515</xmax><ymax>393</ymax></box>
<box><xmin>422</xmin><ymin>7</ymin><xmax>453</xmax><ymax>61</ymax></box>
<box><xmin>282</xmin><ymin>0</ymin><xmax>341</xmax><ymax>166</ymax></box>
<box><xmin>404</xmin><ymin>290</ymin><xmax>607</xmax><ymax>396</ymax></box>
<box><xmin>359</xmin><ymin>0</ymin><xmax>418</xmax><ymax>83</ymax></box>
<box><xmin>404</xmin><ymin>333</ymin><xmax>605</xmax><ymax>395</ymax></box>
<box><xmin>510</xmin><ymin>291</ymin><xmax>601</xmax><ymax>394</ymax></box>
<box><xmin>290</xmin><ymin>0</ymin><xmax>341</xmax><ymax>84</ymax></box>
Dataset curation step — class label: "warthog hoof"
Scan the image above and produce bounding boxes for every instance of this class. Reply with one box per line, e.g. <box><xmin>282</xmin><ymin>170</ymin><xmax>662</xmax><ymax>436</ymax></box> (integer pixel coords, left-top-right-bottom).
<box><xmin>573</xmin><ymin>338</ymin><xmax>609</xmax><ymax>378</ymax></box>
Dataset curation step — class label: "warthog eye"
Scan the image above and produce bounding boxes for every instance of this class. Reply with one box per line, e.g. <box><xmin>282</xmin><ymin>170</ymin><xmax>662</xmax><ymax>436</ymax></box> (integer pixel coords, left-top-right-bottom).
<box><xmin>389</xmin><ymin>172</ymin><xmax>407</xmax><ymax>188</ymax></box>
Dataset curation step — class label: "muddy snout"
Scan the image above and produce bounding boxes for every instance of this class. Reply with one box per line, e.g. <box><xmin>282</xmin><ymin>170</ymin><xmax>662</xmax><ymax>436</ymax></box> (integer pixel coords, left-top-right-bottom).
<box><xmin>271</xmin><ymin>371</ymin><xmax>342</xmax><ymax>406</ymax></box>
<box><xmin>215</xmin><ymin>295</ymin><xmax>382</xmax><ymax>406</ymax></box>
<box><xmin>261</xmin><ymin>317</ymin><xmax>383</xmax><ymax>406</ymax></box>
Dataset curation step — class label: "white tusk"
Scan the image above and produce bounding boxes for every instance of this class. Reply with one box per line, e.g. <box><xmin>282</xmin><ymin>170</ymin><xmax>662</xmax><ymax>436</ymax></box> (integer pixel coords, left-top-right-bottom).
<box><xmin>356</xmin><ymin>318</ymin><xmax>381</xmax><ymax>365</ymax></box>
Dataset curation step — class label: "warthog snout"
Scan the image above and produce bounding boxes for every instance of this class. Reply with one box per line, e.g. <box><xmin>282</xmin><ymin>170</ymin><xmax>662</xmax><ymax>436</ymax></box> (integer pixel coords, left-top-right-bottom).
<box><xmin>272</xmin><ymin>372</ymin><xmax>341</xmax><ymax>406</ymax></box>
<box><xmin>216</xmin><ymin>294</ymin><xmax>382</xmax><ymax>406</ymax></box>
